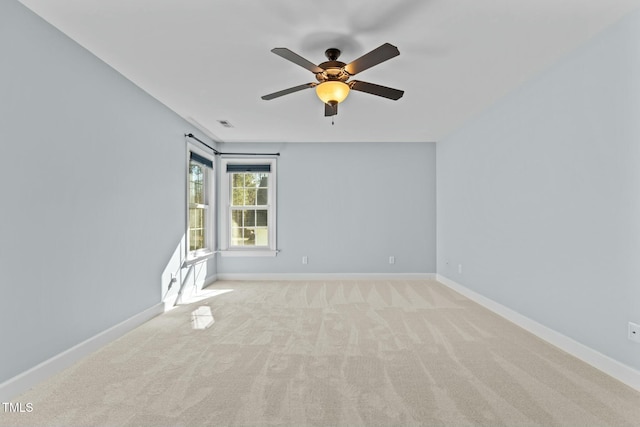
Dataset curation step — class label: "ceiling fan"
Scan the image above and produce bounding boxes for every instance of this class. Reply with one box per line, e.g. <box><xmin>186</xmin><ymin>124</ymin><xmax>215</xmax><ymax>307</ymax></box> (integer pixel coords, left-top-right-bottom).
<box><xmin>261</xmin><ymin>43</ymin><xmax>404</xmax><ymax>118</ymax></box>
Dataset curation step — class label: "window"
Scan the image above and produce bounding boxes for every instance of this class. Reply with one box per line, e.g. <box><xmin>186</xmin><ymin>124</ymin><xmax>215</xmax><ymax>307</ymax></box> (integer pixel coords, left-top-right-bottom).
<box><xmin>187</xmin><ymin>150</ymin><xmax>214</xmax><ymax>259</ymax></box>
<box><xmin>231</xmin><ymin>171</ymin><xmax>269</xmax><ymax>246</ymax></box>
<box><xmin>220</xmin><ymin>158</ymin><xmax>277</xmax><ymax>256</ymax></box>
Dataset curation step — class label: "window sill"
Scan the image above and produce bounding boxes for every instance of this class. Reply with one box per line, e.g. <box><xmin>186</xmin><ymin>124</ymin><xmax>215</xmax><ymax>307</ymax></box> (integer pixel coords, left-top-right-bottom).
<box><xmin>219</xmin><ymin>250</ymin><xmax>278</xmax><ymax>258</ymax></box>
<box><xmin>185</xmin><ymin>251</ymin><xmax>215</xmax><ymax>265</ymax></box>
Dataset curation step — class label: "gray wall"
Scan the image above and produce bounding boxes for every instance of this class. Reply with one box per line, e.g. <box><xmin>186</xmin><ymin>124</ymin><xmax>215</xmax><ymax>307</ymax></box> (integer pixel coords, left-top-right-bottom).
<box><xmin>437</xmin><ymin>10</ymin><xmax>640</xmax><ymax>371</ymax></box>
<box><xmin>216</xmin><ymin>142</ymin><xmax>436</xmax><ymax>275</ymax></box>
<box><xmin>0</xmin><ymin>0</ymin><xmax>213</xmax><ymax>384</ymax></box>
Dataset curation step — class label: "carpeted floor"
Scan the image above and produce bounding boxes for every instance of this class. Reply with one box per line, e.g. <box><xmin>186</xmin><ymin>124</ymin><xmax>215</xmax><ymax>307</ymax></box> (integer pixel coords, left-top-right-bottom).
<box><xmin>2</xmin><ymin>279</ymin><xmax>640</xmax><ymax>426</ymax></box>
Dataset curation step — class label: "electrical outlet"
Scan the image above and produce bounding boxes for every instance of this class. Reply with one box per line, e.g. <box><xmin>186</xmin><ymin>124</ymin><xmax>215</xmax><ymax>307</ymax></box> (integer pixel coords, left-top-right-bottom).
<box><xmin>302</xmin><ymin>256</ymin><xmax>308</xmax><ymax>265</ymax></box>
<box><xmin>629</xmin><ymin>322</ymin><xmax>640</xmax><ymax>343</ymax></box>
<box><xmin>389</xmin><ymin>256</ymin><xmax>395</xmax><ymax>265</ymax></box>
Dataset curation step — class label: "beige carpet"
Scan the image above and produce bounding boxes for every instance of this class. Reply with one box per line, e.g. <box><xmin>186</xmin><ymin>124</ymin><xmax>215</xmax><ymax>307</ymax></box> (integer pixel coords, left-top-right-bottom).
<box><xmin>2</xmin><ymin>279</ymin><xmax>639</xmax><ymax>426</ymax></box>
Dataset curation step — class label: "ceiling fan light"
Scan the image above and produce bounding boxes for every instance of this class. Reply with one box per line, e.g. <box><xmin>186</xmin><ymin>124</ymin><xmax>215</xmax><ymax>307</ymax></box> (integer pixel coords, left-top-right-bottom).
<box><xmin>315</xmin><ymin>81</ymin><xmax>350</xmax><ymax>104</ymax></box>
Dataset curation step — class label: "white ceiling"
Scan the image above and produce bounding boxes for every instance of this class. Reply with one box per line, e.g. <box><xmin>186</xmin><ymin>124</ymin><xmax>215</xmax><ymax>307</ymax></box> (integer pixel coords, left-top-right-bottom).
<box><xmin>18</xmin><ymin>0</ymin><xmax>640</xmax><ymax>143</ymax></box>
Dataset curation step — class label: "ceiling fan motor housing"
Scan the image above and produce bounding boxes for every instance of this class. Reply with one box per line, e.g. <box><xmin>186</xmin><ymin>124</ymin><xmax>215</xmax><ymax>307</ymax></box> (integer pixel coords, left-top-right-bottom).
<box><xmin>314</xmin><ymin>48</ymin><xmax>351</xmax><ymax>83</ymax></box>
<box><xmin>315</xmin><ymin>65</ymin><xmax>350</xmax><ymax>83</ymax></box>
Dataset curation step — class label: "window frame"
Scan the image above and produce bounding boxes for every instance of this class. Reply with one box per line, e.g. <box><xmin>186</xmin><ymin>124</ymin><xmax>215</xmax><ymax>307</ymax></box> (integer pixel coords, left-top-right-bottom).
<box><xmin>186</xmin><ymin>144</ymin><xmax>215</xmax><ymax>262</ymax></box>
<box><xmin>219</xmin><ymin>157</ymin><xmax>277</xmax><ymax>257</ymax></box>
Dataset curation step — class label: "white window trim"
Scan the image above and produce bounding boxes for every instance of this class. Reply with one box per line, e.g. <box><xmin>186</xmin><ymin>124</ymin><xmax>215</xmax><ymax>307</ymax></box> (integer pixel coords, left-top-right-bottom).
<box><xmin>219</xmin><ymin>157</ymin><xmax>277</xmax><ymax>257</ymax></box>
<box><xmin>186</xmin><ymin>143</ymin><xmax>215</xmax><ymax>263</ymax></box>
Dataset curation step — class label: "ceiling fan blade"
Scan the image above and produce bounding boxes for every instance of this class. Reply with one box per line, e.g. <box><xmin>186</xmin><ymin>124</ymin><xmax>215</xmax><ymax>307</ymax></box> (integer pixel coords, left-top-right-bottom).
<box><xmin>261</xmin><ymin>83</ymin><xmax>317</xmax><ymax>100</ymax></box>
<box><xmin>344</xmin><ymin>43</ymin><xmax>400</xmax><ymax>75</ymax></box>
<box><xmin>271</xmin><ymin>48</ymin><xmax>324</xmax><ymax>74</ymax></box>
<box><xmin>324</xmin><ymin>102</ymin><xmax>337</xmax><ymax>117</ymax></box>
<box><xmin>350</xmin><ymin>80</ymin><xmax>404</xmax><ymax>100</ymax></box>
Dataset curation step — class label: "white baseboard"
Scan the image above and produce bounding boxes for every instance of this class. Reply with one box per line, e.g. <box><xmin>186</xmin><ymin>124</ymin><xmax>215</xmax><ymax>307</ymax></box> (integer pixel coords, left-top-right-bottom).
<box><xmin>0</xmin><ymin>303</ymin><xmax>164</xmax><ymax>401</ymax></box>
<box><xmin>436</xmin><ymin>274</ymin><xmax>640</xmax><ymax>392</ymax></box>
<box><xmin>215</xmin><ymin>273</ymin><xmax>436</xmax><ymax>281</ymax></box>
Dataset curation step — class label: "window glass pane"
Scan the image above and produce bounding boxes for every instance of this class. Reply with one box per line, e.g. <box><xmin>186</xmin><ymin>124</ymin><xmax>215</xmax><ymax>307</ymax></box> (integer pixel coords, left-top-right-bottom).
<box><xmin>232</xmin><ymin>188</ymin><xmax>244</xmax><ymax>206</ymax></box>
<box><xmin>231</xmin><ymin>210</ymin><xmax>243</xmax><ymax>227</ymax></box>
<box><xmin>244</xmin><ymin>228</ymin><xmax>256</xmax><ymax>246</ymax></box>
<box><xmin>193</xmin><ymin>208</ymin><xmax>204</xmax><ymax>225</ymax></box>
<box><xmin>242</xmin><ymin>173</ymin><xmax>255</xmax><ymax>188</ymax></box>
<box><xmin>256</xmin><ymin>210</ymin><xmax>268</xmax><ymax>226</ymax></box>
<box><xmin>189</xmin><ymin>208</ymin><xmax>205</xmax><ymax>229</ymax></box>
<box><xmin>190</xmin><ymin>164</ymin><xmax>203</xmax><ymax>183</ymax></box>
<box><xmin>189</xmin><ymin>229</ymin><xmax>205</xmax><ymax>251</ymax></box>
<box><xmin>232</xmin><ymin>173</ymin><xmax>244</xmax><ymax>188</ymax></box>
<box><xmin>189</xmin><ymin>163</ymin><xmax>205</xmax><ymax>204</ymax></box>
<box><xmin>255</xmin><ymin>228</ymin><xmax>268</xmax><ymax>246</ymax></box>
<box><xmin>258</xmin><ymin>175</ymin><xmax>268</xmax><ymax>188</ymax></box>
<box><xmin>231</xmin><ymin>227</ymin><xmax>243</xmax><ymax>246</ymax></box>
<box><xmin>257</xmin><ymin>188</ymin><xmax>268</xmax><ymax>205</ymax></box>
<box><xmin>194</xmin><ymin>183</ymin><xmax>204</xmax><ymax>204</ymax></box>
<box><xmin>244</xmin><ymin>189</ymin><xmax>257</xmax><ymax>206</ymax></box>
<box><xmin>244</xmin><ymin>210</ymin><xmax>256</xmax><ymax>227</ymax></box>
<box><xmin>189</xmin><ymin>207</ymin><xmax>205</xmax><ymax>251</ymax></box>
